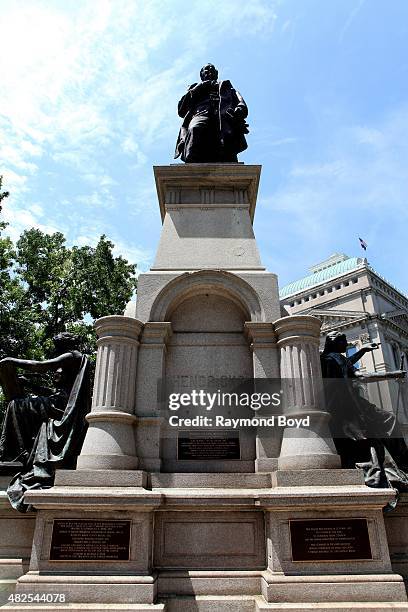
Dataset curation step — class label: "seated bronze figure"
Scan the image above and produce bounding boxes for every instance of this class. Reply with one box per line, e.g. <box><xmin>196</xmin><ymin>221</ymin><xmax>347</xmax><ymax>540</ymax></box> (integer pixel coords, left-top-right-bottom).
<box><xmin>321</xmin><ymin>330</ymin><xmax>408</xmax><ymax>494</ymax></box>
<box><xmin>0</xmin><ymin>332</ymin><xmax>90</xmax><ymax>512</ymax></box>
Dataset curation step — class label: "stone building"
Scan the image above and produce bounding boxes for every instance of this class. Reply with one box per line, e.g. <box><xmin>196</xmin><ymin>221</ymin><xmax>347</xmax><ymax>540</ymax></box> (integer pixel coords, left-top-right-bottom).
<box><xmin>280</xmin><ymin>252</ymin><xmax>408</xmax><ymax>421</ymax></box>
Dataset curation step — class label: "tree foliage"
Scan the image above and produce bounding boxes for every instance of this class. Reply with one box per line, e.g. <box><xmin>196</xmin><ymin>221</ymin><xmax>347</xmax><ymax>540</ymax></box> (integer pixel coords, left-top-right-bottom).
<box><xmin>0</xmin><ymin>177</ymin><xmax>137</xmax><ymax>362</ymax></box>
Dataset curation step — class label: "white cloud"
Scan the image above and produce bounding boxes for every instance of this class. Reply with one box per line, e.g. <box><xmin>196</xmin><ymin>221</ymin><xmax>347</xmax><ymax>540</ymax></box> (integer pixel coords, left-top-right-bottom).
<box><xmin>0</xmin><ymin>0</ymin><xmax>278</xmax><ymax>173</ymax></box>
<box><xmin>75</xmin><ymin>235</ymin><xmax>99</xmax><ymax>248</ymax></box>
<box><xmin>121</xmin><ymin>136</ymin><xmax>148</xmax><ymax>166</ymax></box>
<box><xmin>339</xmin><ymin>0</ymin><xmax>366</xmax><ymax>42</ymax></box>
<box><xmin>76</xmin><ymin>190</ymin><xmax>117</xmax><ymax>210</ymax></box>
<box><xmin>268</xmin><ymin>137</ymin><xmax>297</xmax><ymax>147</ymax></box>
<box><xmin>0</xmin><ymin>0</ymin><xmax>278</xmax><ymax>277</ymax></box>
<box><xmin>257</xmin><ymin>104</ymin><xmax>408</xmax><ymax>288</ymax></box>
<box><xmin>74</xmin><ymin>233</ymin><xmax>152</xmax><ymax>271</ymax></box>
<box><xmin>1</xmin><ymin>169</ymin><xmax>29</xmax><ymax>199</ymax></box>
<box><xmin>3</xmin><ymin>203</ymin><xmax>60</xmax><ymax>243</ymax></box>
<box><xmin>290</xmin><ymin>161</ymin><xmax>347</xmax><ymax>180</ymax></box>
<box><xmin>81</xmin><ymin>173</ymin><xmax>117</xmax><ymax>188</ymax></box>
<box><xmin>111</xmin><ymin>240</ymin><xmax>152</xmax><ymax>271</ymax></box>
<box><xmin>30</xmin><ymin>203</ymin><xmax>44</xmax><ymax>217</ymax></box>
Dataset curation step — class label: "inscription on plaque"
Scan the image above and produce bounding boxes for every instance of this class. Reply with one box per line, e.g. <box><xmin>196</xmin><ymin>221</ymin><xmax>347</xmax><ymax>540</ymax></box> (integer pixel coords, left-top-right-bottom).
<box><xmin>178</xmin><ymin>431</ymin><xmax>240</xmax><ymax>460</ymax></box>
<box><xmin>50</xmin><ymin>519</ymin><xmax>131</xmax><ymax>561</ymax></box>
<box><xmin>289</xmin><ymin>518</ymin><xmax>372</xmax><ymax>562</ymax></box>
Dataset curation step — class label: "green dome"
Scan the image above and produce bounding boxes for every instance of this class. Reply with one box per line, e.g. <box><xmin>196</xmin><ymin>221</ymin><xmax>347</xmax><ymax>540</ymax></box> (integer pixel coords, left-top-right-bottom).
<box><xmin>279</xmin><ymin>257</ymin><xmax>365</xmax><ymax>299</ymax></box>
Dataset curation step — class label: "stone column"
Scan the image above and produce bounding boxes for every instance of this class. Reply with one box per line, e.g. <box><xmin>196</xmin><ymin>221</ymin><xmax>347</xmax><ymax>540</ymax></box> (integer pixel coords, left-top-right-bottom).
<box><xmin>245</xmin><ymin>322</ymin><xmax>281</xmax><ymax>471</ymax></box>
<box><xmin>274</xmin><ymin>315</ymin><xmax>340</xmax><ymax>470</ymax></box>
<box><xmin>135</xmin><ymin>322</ymin><xmax>172</xmax><ymax>471</ymax></box>
<box><xmin>77</xmin><ymin>315</ymin><xmax>143</xmax><ymax>471</ymax></box>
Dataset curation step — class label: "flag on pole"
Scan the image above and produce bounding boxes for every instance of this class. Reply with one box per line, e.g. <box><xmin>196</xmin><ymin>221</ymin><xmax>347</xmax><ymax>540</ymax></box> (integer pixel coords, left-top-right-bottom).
<box><xmin>359</xmin><ymin>237</ymin><xmax>368</xmax><ymax>251</ymax></box>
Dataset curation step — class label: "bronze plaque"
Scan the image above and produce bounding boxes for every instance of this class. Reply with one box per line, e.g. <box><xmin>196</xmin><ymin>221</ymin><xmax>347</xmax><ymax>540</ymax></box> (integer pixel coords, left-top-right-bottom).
<box><xmin>289</xmin><ymin>518</ymin><xmax>372</xmax><ymax>562</ymax></box>
<box><xmin>178</xmin><ymin>431</ymin><xmax>240</xmax><ymax>460</ymax></box>
<box><xmin>50</xmin><ymin>519</ymin><xmax>131</xmax><ymax>561</ymax></box>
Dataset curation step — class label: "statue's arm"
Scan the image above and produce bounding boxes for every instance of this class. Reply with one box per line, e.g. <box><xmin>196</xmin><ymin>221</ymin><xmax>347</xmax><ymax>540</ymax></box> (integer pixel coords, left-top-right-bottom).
<box><xmin>0</xmin><ymin>352</ymin><xmax>75</xmax><ymax>374</ymax></box>
<box><xmin>354</xmin><ymin>370</ymin><xmax>406</xmax><ymax>383</ymax></box>
<box><xmin>348</xmin><ymin>343</ymin><xmax>380</xmax><ymax>365</ymax></box>
<box><xmin>347</xmin><ymin>348</ymin><xmax>367</xmax><ymax>365</ymax></box>
<box><xmin>346</xmin><ymin>343</ymin><xmax>406</xmax><ymax>380</ymax></box>
<box><xmin>233</xmin><ymin>88</ymin><xmax>248</xmax><ymax>118</ymax></box>
<box><xmin>178</xmin><ymin>83</ymin><xmax>198</xmax><ymax>117</ymax></box>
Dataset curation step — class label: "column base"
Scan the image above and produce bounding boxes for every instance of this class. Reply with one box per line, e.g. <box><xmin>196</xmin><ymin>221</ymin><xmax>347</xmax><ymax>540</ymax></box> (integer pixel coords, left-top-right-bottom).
<box><xmin>278</xmin><ymin>452</ymin><xmax>341</xmax><ymax>470</ymax></box>
<box><xmin>256</xmin><ymin>458</ymin><xmax>279</xmax><ymax>472</ymax></box>
<box><xmin>78</xmin><ymin>410</ymin><xmax>139</xmax><ymax>470</ymax></box>
<box><xmin>76</xmin><ymin>454</ymin><xmax>139</xmax><ymax>470</ymax></box>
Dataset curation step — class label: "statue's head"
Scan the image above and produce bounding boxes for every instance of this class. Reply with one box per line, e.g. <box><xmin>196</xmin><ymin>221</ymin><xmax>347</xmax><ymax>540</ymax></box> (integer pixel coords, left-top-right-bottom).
<box><xmin>200</xmin><ymin>63</ymin><xmax>218</xmax><ymax>82</ymax></box>
<box><xmin>53</xmin><ymin>332</ymin><xmax>79</xmax><ymax>354</ymax></box>
<box><xmin>323</xmin><ymin>331</ymin><xmax>348</xmax><ymax>354</ymax></box>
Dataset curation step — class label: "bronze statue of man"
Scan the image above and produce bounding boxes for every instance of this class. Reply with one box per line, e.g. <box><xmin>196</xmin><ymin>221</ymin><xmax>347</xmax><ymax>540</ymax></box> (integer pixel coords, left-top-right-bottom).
<box><xmin>174</xmin><ymin>63</ymin><xmax>248</xmax><ymax>163</ymax></box>
<box><xmin>0</xmin><ymin>332</ymin><xmax>90</xmax><ymax>511</ymax></box>
<box><xmin>321</xmin><ymin>330</ymin><xmax>408</xmax><ymax>491</ymax></box>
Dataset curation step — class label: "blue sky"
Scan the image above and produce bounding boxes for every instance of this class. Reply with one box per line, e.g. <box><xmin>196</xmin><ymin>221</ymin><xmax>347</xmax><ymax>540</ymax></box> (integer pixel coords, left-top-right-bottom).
<box><xmin>1</xmin><ymin>0</ymin><xmax>407</xmax><ymax>294</ymax></box>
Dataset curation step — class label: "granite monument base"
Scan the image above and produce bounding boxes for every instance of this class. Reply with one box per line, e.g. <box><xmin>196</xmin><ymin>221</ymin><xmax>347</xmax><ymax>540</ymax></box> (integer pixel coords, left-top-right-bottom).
<box><xmin>2</xmin><ymin>164</ymin><xmax>407</xmax><ymax>611</ymax></box>
<box><xmin>0</xmin><ymin>464</ymin><xmax>35</xmax><ymax>607</ymax></box>
<box><xmin>2</xmin><ymin>470</ymin><xmax>408</xmax><ymax>611</ymax></box>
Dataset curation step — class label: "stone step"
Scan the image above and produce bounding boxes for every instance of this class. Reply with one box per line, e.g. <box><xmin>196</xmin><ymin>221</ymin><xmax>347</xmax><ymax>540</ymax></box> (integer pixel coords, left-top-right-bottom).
<box><xmin>254</xmin><ymin>597</ymin><xmax>408</xmax><ymax>612</ymax></box>
<box><xmin>1</xmin><ymin>605</ymin><xmax>165</xmax><ymax>611</ymax></box>
<box><xmin>161</xmin><ymin>595</ymin><xmax>255</xmax><ymax>611</ymax></box>
<box><xmin>150</xmin><ymin>473</ymin><xmax>272</xmax><ymax>489</ymax></box>
<box><xmin>0</xmin><ymin>581</ymin><xmax>16</xmax><ymax>609</ymax></box>
<box><xmin>3</xmin><ymin>599</ymin><xmax>408</xmax><ymax>612</ymax></box>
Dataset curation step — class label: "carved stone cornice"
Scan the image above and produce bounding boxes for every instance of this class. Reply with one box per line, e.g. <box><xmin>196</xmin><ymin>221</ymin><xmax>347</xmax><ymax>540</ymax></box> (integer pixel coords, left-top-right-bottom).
<box><xmin>140</xmin><ymin>322</ymin><xmax>173</xmax><ymax>346</ymax></box>
<box><xmin>244</xmin><ymin>322</ymin><xmax>277</xmax><ymax>348</ymax></box>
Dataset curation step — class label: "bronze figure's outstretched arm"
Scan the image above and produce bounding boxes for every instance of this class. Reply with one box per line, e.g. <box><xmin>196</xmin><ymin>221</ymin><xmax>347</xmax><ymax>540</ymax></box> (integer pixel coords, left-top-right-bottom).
<box><xmin>0</xmin><ymin>351</ymin><xmax>76</xmax><ymax>373</ymax></box>
<box><xmin>0</xmin><ymin>352</ymin><xmax>78</xmax><ymax>402</ymax></box>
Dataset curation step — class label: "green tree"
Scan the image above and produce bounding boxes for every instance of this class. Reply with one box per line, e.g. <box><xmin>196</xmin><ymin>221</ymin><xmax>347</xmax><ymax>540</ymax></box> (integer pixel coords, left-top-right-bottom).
<box><xmin>0</xmin><ymin>175</ymin><xmax>10</xmax><ymax>211</ymax></box>
<box><xmin>0</xmin><ymin>177</ymin><xmax>31</xmax><ymax>359</ymax></box>
<box><xmin>0</xmin><ymin>178</ymin><xmax>138</xmax><ymax>362</ymax></box>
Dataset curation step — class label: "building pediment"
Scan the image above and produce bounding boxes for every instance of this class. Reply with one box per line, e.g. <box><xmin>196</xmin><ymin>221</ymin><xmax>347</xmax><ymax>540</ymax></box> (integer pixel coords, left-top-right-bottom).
<box><xmin>381</xmin><ymin>309</ymin><xmax>408</xmax><ymax>335</ymax></box>
<box><xmin>303</xmin><ymin>307</ymin><xmax>368</xmax><ymax>333</ymax></box>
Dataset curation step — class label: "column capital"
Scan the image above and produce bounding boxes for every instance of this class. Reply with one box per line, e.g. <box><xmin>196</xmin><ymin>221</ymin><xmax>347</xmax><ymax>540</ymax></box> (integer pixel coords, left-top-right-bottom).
<box><xmin>274</xmin><ymin>315</ymin><xmax>321</xmax><ymax>347</ymax></box>
<box><xmin>95</xmin><ymin>315</ymin><xmax>143</xmax><ymax>342</ymax></box>
<box><xmin>141</xmin><ymin>322</ymin><xmax>172</xmax><ymax>346</ymax></box>
<box><xmin>244</xmin><ymin>322</ymin><xmax>277</xmax><ymax>347</ymax></box>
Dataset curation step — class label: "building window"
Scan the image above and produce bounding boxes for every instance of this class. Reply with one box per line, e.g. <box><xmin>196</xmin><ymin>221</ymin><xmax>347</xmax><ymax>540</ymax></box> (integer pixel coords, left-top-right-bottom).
<box><xmin>344</xmin><ymin>281</ymin><xmax>350</xmax><ymax>287</ymax></box>
<box><xmin>391</xmin><ymin>344</ymin><xmax>401</xmax><ymax>369</ymax></box>
<box><xmin>352</xmin><ymin>278</ymin><xmax>358</xmax><ymax>284</ymax></box>
<box><xmin>335</xmin><ymin>284</ymin><xmax>341</xmax><ymax>290</ymax></box>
